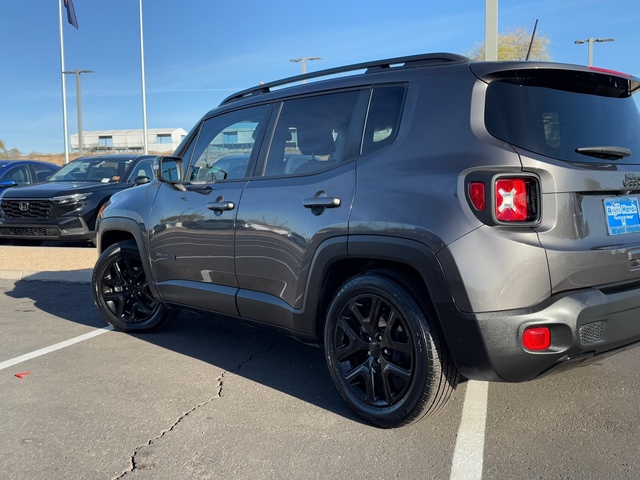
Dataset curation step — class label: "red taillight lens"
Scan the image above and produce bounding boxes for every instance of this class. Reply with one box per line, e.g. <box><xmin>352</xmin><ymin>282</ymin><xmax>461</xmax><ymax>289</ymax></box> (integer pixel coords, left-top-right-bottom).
<box><xmin>495</xmin><ymin>178</ymin><xmax>528</xmax><ymax>221</ymax></box>
<box><xmin>469</xmin><ymin>182</ymin><xmax>485</xmax><ymax>211</ymax></box>
<box><xmin>522</xmin><ymin>327</ymin><xmax>551</xmax><ymax>351</ymax></box>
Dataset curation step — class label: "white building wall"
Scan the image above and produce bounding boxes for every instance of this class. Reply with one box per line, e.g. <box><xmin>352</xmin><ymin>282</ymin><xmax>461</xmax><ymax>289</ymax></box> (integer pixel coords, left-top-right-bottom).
<box><xmin>71</xmin><ymin>128</ymin><xmax>187</xmax><ymax>154</ymax></box>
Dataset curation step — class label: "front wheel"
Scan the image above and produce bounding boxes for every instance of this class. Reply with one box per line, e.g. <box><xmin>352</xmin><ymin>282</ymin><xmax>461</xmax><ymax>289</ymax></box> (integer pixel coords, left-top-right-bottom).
<box><xmin>324</xmin><ymin>271</ymin><xmax>458</xmax><ymax>428</ymax></box>
<box><xmin>92</xmin><ymin>239</ymin><xmax>178</xmax><ymax>332</ymax></box>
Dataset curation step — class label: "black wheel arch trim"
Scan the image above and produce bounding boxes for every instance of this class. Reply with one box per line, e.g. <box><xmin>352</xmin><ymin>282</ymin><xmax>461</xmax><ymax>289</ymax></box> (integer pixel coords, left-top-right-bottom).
<box><xmin>96</xmin><ymin>216</ymin><xmax>159</xmax><ymax>300</ymax></box>
<box><xmin>298</xmin><ymin>234</ymin><xmax>472</xmax><ymax>343</ymax></box>
<box><xmin>342</xmin><ymin>235</ymin><xmax>493</xmax><ymax>378</ymax></box>
<box><xmin>347</xmin><ymin>235</ymin><xmax>453</xmax><ymax>305</ymax></box>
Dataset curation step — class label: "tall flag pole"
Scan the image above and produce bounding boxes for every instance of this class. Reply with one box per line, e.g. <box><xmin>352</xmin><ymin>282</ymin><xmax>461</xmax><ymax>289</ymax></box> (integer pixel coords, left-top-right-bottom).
<box><xmin>139</xmin><ymin>0</ymin><xmax>148</xmax><ymax>154</ymax></box>
<box><xmin>58</xmin><ymin>0</ymin><xmax>70</xmax><ymax>163</ymax></box>
<box><xmin>59</xmin><ymin>0</ymin><xmax>79</xmax><ymax>163</ymax></box>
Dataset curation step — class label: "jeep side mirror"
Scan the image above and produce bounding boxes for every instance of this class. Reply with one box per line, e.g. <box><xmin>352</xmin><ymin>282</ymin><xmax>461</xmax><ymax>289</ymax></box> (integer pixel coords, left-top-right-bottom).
<box><xmin>156</xmin><ymin>156</ymin><xmax>183</xmax><ymax>183</ymax></box>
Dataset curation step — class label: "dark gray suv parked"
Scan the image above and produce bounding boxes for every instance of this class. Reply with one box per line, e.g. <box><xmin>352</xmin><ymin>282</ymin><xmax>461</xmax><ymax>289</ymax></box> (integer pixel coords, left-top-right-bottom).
<box><xmin>91</xmin><ymin>53</ymin><xmax>640</xmax><ymax>428</ymax></box>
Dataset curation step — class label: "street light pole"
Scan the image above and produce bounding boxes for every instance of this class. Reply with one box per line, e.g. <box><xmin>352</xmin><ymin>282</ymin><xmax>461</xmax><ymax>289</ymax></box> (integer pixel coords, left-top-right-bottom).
<box><xmin>62</xmin><ymin>69</ymin><xmax>94</xmax><ymax>156</ymax></box>
<box><xmin>574</xmin><ymin>37</ymin><xmax>614</xmax><ymax>66</ymax></box>
<box><xmin>290</xmin><ymin>57</ymin><xmax>322</xmax><ymax>83</ymax></box>
<box><xmin>485</xmin><ymin>0</ymin><xmax>498</xmax><ymax>61</ymax></box>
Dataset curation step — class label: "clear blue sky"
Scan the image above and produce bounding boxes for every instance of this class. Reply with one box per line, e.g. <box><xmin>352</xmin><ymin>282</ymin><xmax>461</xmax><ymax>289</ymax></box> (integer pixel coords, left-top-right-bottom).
<box><xmin>3</xmin><ymin>0</ymin><xmax>639</xmax><ymax>154</ymax></box>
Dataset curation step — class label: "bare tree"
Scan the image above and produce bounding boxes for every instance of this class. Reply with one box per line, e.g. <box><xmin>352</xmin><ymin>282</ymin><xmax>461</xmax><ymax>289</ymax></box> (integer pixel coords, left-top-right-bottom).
<box><xmin>467</xmin><ymin>27</ymin><xmax>551</xmax><ymax>61</ymax></box>
<box><xmin>0</xmin><ymin>139</ymin><xmax>21</xmax><ymax>158</ymax></box>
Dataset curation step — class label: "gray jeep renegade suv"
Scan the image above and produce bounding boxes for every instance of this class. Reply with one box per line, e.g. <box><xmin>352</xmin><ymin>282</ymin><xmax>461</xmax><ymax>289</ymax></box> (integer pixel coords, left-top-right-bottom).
<box><xmin>92</xmin><ymin>53</ymin><xmax>640</xmax><ymax>428</ymax></box>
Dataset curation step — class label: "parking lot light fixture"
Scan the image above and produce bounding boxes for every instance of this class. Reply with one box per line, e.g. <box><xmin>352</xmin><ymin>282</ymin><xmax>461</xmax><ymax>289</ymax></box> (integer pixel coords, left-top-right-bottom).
<box><xmin>62</xmin><ymin>69</ymin><xmax>94</xmax><ymax>156</ymax></box>
<box><xmin>574</xmin><ymin>38</ymin><xmax>614</xmax><ymax>66</ymax></box>
<box><xmin>290</xmin><ymin>57</ymin><xmax>322</xmax><ymax>83</ymax></box>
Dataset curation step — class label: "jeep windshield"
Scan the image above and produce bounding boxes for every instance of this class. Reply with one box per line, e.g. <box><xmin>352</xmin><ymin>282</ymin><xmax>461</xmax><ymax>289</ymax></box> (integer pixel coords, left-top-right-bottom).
<box><xmin>484</xmin><ymin>69</ymin><xmax>640</xmax><ymax>164</ymax></box>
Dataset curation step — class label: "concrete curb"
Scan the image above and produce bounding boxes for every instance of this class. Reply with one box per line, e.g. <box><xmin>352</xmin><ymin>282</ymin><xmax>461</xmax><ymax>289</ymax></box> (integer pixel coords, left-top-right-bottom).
<box><xmin>0</xmin><ymin>269</ymin><xmax>92</xmax><ymax>284</ymax></box>
<box><xmin>0</xmin><ymin>245</ymin><xmax>96</xmax><ymax>284</ymax></box>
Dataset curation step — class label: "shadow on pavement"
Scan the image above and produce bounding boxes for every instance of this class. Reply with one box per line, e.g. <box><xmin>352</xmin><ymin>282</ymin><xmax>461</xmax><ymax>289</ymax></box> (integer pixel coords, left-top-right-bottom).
<box><xmin>4</xmin><ymin>279</ymin><xmax>105</xmax><ymax>328</ymax></box>
<box><xmin>5</xmin><ymin>273</ymin><xmax>359</xmax><ymax>424</ymax></box>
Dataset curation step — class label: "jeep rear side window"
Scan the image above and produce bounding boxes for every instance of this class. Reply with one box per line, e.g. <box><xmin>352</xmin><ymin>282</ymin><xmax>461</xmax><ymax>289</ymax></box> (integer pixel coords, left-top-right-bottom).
<box><xmin>362</xmin><ymin>86</ymin><xmax>405</xmax><ymax>156</ymax></box>
<box><xmin>485</xmin><ymin>70</ymin><xmax>640</xmax><ymax>163</ymax></box>
<box><xmin>189</xmin><ymin>105</ymin><xmax>270</xmax><ymax>182</ymax></box>
<box><xmin>263</xmin><ymin>90</ymin><xmax>365</xmax><ymax>176</ymax></box>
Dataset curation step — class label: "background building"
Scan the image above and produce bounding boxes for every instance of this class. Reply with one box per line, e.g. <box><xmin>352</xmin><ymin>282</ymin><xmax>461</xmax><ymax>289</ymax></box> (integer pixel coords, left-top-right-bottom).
<box><xmin>70</xmin><ymin>128</ymin><xmax>187</xmax><ymax>153</ymax></box>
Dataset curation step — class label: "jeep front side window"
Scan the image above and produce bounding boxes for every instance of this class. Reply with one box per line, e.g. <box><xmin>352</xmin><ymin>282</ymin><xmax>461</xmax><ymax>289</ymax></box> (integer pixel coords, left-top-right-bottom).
<box><xmin>188</xmin><ymin>105</ymin><xmax>271</xmax><ymax>182</ymax></box>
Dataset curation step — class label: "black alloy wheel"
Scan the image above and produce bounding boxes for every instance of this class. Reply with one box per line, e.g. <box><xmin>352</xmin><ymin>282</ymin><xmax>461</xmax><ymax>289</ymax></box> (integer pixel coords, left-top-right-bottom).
<box><xmin>92</xmin><ymin>239</ymin><xmax>177</xmax><ymax>332</ymax></box>
<box><xmin>324</xmin><ymin>271</ymin><xmax>458</xmax><ymax>428</ymax></box>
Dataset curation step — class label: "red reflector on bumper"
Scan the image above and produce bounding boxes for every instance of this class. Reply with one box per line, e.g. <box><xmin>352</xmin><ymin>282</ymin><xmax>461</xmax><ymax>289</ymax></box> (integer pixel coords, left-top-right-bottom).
<box><xmin>522</xmin><ymin>327</ymin><xmax>551</xmax><ymax>351</ymax></box>
<box><xmin>469</xmin><ymin>182</ymin><xmax>486</xmax><ymax>211</ymax></box>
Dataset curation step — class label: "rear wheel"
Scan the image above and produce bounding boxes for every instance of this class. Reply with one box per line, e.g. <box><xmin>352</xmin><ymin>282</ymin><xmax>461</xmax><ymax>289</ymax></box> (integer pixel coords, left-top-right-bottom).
<box><xmin>92</xmin><ymin>240</ymin><xmax>178</xmax><ymax>332</ymax></box>
<box><xmin>324</xmin><ymin>271</ymin><xmax>458</xmax><ymax>428</ymax></box>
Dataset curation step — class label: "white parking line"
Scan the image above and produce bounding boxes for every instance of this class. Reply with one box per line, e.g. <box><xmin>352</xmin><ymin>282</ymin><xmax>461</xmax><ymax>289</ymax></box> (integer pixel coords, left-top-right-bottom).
<box><xmin>449</xmin><ymin>380</ymin><xmax>489</xmax><ymax>480</ymax></box>
<box><xmin>0</xmin><ymin>326</ymin><xmax>114</xmax><ymax>372</ymax></box>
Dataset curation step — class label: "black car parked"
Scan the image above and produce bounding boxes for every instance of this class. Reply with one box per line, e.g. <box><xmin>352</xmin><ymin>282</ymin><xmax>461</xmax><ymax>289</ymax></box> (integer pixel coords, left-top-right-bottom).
<box><xmin>0</xmin><ymin>154</ymin><xmax>156</xmax><ymax>246</ymax></box>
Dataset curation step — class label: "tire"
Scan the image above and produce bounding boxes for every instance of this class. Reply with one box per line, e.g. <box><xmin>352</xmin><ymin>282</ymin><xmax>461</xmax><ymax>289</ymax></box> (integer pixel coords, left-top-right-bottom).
<box><xmin>92</xmin><ymin>239</ymin><xmax>178</xmax><ymax>332</ymax></box>
<box><xmin>324</xmin><ymin>271</ymin><xmax>459</xmax><ymax>428</ymax></box>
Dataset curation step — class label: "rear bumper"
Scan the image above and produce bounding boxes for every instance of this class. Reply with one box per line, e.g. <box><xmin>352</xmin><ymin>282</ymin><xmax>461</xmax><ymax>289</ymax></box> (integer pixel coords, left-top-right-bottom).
<box><xmin>437</xmin><ymin>282</ymin><xmax>640</xmax><ymax>382</ymax></box>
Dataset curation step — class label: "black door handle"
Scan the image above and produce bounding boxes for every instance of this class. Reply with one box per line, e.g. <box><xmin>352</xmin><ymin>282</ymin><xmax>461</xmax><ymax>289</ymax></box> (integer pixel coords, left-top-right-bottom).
<box><xmin>303</xmin><ymin>197</ymin><xmax>341</xmax><ymax>209</ymax></box>
<box><xmin>187</xmin><ymin>184</ymin><xmax>213</xmax><ymax>194</ymax></box>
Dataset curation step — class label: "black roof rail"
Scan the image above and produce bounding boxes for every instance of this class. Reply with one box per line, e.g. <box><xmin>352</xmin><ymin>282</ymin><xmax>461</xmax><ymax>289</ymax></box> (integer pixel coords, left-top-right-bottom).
<box><xmin>220</xmin><ymin>52</ymin><xmax>469</xmax><ymax>105</ymax></box>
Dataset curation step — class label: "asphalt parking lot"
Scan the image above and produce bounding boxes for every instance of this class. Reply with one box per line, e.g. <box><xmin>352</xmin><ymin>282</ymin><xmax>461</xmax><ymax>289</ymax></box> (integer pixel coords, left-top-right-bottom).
<box><xmin>2</xmin><ymin>244</ymin><xmax>640</xmax><ymax>479</ymax></box>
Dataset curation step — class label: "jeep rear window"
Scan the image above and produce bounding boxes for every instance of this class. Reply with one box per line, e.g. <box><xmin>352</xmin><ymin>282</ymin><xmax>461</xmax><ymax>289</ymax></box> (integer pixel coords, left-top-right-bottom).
<box><xmin>485</xmin><ymin>70</ymin><xmax>640</xmax><ymax>163</ymax></box>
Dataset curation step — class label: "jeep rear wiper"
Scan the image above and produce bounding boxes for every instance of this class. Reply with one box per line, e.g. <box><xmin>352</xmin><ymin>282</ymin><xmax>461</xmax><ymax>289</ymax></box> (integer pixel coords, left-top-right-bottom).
<box><xmin>575</xmin><ymin>146</ymin><xmax>631</xmax><ymax>160</ymax></box>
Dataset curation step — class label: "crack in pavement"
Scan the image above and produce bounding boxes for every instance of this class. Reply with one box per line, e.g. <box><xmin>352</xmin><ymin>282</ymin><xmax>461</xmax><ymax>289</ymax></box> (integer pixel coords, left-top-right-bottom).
<box><xmin>112</xmin><ymin>342</ymin><xmax>277</xmax><ymax>480</ymax></box>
